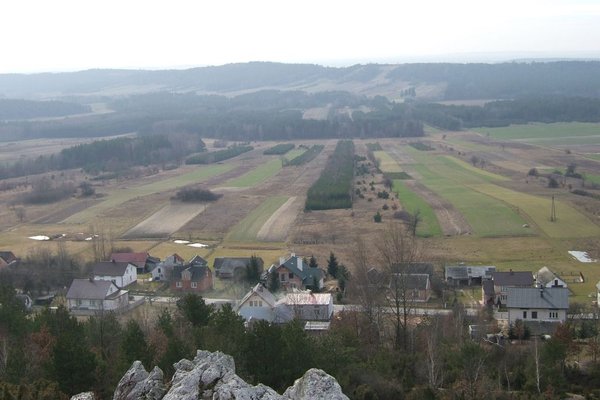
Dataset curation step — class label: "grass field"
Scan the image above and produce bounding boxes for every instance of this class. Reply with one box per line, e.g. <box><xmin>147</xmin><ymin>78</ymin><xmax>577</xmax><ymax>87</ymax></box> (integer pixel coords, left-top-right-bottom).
<box><xmin>475</xmin><ymin>122</ymin><xmax>600</xmax><ymax>141</ymax></box>
<box><xmin>392</xmin><ymin>180</ymin><xmax>442</xmax><ymax>237</ymax></box>
<box><xmin>407</xmin><ymin>148</ymin><xmax>529</xmax><ymax>237</ymax></box>
<box><xmin>224</xmin><ymin>149</ymin><xmax>305</xmax><ymax>187</ymax></box>
<box><xmin>63</xmin><ymin>164</ymin><xmax>233</xmax><ymax>223</ymax></box>
<box><xmin>226</xmin><ymin>196</ymin><xmax>290</xmax><ymax>242</ymax></box>
<box><xmin>471</xmin><ymin>184</ymin><xmax>600</xmax><ymax>238</ymax></box>
<box><xmin>374</xmin><ymin>151</ymin><xmax>403</xmax><ymax>173</ymax></box>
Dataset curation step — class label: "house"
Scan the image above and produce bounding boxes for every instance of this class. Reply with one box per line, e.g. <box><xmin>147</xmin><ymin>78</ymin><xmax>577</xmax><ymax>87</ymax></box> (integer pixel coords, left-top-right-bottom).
<box><xmin>0</xmin><ymin>251</ymin><xmax>18</xmax><ymax>269</ymax></box>
<box><xmin>482</xmin><ymin>279</ymin><xmax>495</xmax><ymax>305</ymax></box>
<box><xmin>506</xmin><ymin>287</ymin><xmax>569</xmax><ymax>335</ymax></box>
<box><xmin>236</xmin><ymin>283</ymin><xmax>280</xmax><ymax>323</ymax></box>
<box><xmin>535</xmin><ymin>266</ymin><xmax>567</xmax><ymax>288</ymax></box>
<box><xmin>171</xmin><ymin>264</ymin><xmax>213</xmax><ymax>292</ymax></box>
<box><xmin>189</xmin><ymin>255</ymin><xmax>208</xmax><ymax>266</ymax></box>
<box><xmin>282</xmin><ymin>292</ymin><xmax>334</xmax><ymax>321</ymax></box>
<box><xmin>272</xmin><ymin>254</ymin><xmax>324</xmax><ymax>291</ymax></box>
<box><xmin>214</xmin><ymin>257</ymin><xmax>264</xmax><ymax>280</ymax></box>
<box><xmin>92</xmin><ymin>260</ymin><xmax>137</xmax><ymax>287</ymax></box>
<box><xmin>109</xmin><ymin>252</ymin><xmax>160</xmax><ymax>274</ymax></box>
<box><xmin>389</xmin><ymin>273</ymin><xmax>432</xmax><ymax>302</ymax></box>
<box><xmin>66</xmin><ymin>279</ymin><xmax>129</xmax><ymax>312</ymax></box>
<box><xmin>490</xmin><ymin>270</ymin><xmax>534</xmax><ymax>306</ymax></box>
<box><xmin>152</xmin><ymin>254</ymin><xmax>185</xmax><ymax>281</ymax></box>
<box><xmin>445</xmin><ymin>265</ymin><xmax>496</xmax><ymax>286</ymax></box>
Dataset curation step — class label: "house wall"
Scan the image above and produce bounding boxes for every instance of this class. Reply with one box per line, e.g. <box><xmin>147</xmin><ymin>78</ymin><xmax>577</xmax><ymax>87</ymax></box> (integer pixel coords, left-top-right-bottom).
<box><xmin>542</xmin><ymin>278</ymin><xmax>567</xmax><ymax>288</ymax></box>
<box><xmin>171</xmin><ymin>271</ymin><xmax>213</xmax><ymax>292</ymax></box>
<box><xmin>289</xmin><ymin>304</ymin><xmax>332</xmax><ymax>321</ymax></box>
<box><xmin>95</xmin><ymin>264</ymin><xmax>137</xmax><ymax>287</ymax></box>
<box><xmin>104</xmin><ymin>293</ymin><xmax>129</xmax><ymax>310</ymax></box>
<box><xmin>277</xmin><ymin>266</ymin><xmax>303</xmax><ymax>289</ymax></box>
<box><xmin>238</xmin><ymin>293</ymin><xmax>274</xmax><ymax>322</ymax></box>
<box><xmin>508</xmin><ymin>308</ymin><xmax>567</xmax><ymax>324</ymax></box>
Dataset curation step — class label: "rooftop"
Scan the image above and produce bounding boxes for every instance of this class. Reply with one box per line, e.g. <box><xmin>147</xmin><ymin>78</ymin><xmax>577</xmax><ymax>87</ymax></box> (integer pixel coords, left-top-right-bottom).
<box><xmin>92</xmin><ymin>261</ymin><xmax>133</xmax><ymax>277</ymax></box>
<box><xmin>506</xmin><ymin>287</ymin><xmax>569</xmax><ymax>310</ymax></box>
<box><xmin>492</xmin><ymin>271</ymin><xmax>534</xmax><ymax>287</ymax></box>
<box><xmin>66</xmin><ymin>279</ymin><xmax>119</xmax><ymax>300</ymax></box>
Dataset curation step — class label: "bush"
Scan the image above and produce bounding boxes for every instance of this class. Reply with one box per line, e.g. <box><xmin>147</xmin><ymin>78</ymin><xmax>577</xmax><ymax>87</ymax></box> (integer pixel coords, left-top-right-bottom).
<box><xmin>527</xmin><ymin>168</ymin><xmax>538</xmax><ymax>177</ymax></box>
<box><xmin>382</xmin><ymin>204</ymin><xmax>389</xmax><ymax>210</ymax></box>
<box><xmin>174</xmin><ymin>188</ymin><xmax>222</xmax><ymax>202</ymax></box>
<box><xmin>548</xmin><ymin>177</ymin><xmax>560</xmax><ymax>188</ymax></box>
<box><xmin>374</xmin><ymin>211</ymin><xmax>382</xmax><ymax>223</ymax></box>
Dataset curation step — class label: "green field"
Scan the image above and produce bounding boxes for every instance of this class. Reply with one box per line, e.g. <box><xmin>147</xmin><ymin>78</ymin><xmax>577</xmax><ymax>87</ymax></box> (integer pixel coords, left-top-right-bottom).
<box><xmin>392</xmin><ymin>180</ymin><xmax>442</xmax><ymax>237</ymax></box>
<box><xmin>406</xmin><ymin>148</ymin><xmax>529</xmax><ymax>237</ymax></box>
<box><xmin>475</xmin><ymin>122</ymin><xmax>600</xmax><ymax>142</ymax></box>
<box><xmin>224</xmin><ymin>149</ymin><xmax>305</xmax><ymax>187</ymax></box>
<box><xmin>226</xmin><ymin>196</ymin><xmax>289</xmax><ymax>242</ymax></box>
<box><xmin>471</xmin><ymin>184</ymin><xmax>600</xmax><ymax>238</ymax></box>
<box><xmin>374</xmin><ymin>151</ymin><xmax>403</xmax><ymax>173</ymax></box>
<box><xmin>63</xmin><ymin>164</ymin><xmax>233</xmax><ymax>223</ymax></box>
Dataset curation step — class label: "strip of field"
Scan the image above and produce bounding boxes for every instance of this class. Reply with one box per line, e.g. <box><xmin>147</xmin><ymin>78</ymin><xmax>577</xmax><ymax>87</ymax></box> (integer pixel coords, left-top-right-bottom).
<box><xmin>406</xmin><ymin>148</ymin><xmax>530</xmax><ymax>237</ymax></box>
<box><xmin>392</xmin><ymin>180</ymin><xmax>442</xmax><ymax>237</ymax></box>
<box><xmin>475</xmin><ymin>122</ymin><xmax>600</xmax><ymax>141</ymax></box>
<box><xmin>226</xmin><ymin>196</ymin><xmax>290</xmax><ymax>242</ymax></box>
<box><xmin>442</xmin><ymin>156</ymin><xmax>509</xmax><ymax>182</ymax></box>
<box><xmin>223</xmin><ymin>149</ymin><xmax>305</xmax><ymax>188</ymax></box>
<box><xmin>373</xmin><ymin>151</ymin><xmax>403</xmax><ymax>173</ymax></box>
<box><xmin>470</xmin><ymin>184</ymin><xmax>600</xmax><ymax>238</ymax></box>
<box><xmin>256</xmin><ymin>196</ymin><xmax>301</xmax><ymax>241</ymax></box>
<box><xmin>122</xmin><ymin>202</ymin><xmax>208</xmax><ymax>239</ymax></box>
<box><xmin>63</xmin><ymin>164</ymin><xmax>233</xmax><ymax>224</ymax></box>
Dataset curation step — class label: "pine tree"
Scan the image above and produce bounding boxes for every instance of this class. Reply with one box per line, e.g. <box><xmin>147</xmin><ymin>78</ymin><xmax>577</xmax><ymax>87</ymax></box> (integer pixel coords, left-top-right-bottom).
<box><xmin>309</xmin><ymin>255</ymin><xmax>318</xmax><ymax>269</ymax></box>
<box><xmin>327</xmin><ymin>252</ymin><xmax>339</xmax><ymax>278</ymax></box>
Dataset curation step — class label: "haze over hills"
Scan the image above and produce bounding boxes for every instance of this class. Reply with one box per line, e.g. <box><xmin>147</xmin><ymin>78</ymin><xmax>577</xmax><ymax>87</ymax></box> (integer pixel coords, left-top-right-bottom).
<box><xmin>2</xmin><ymin>61</ymin><xmax>600</xmax><ymax>101</ymax></box>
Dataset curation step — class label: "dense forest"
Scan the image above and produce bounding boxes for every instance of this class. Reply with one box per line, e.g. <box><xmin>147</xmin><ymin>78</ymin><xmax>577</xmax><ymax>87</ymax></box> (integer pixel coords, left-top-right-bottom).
<box><xmin>0</xmin><ymin>99</ymin><xmax>89</xmax><ymax>120</ymax></box>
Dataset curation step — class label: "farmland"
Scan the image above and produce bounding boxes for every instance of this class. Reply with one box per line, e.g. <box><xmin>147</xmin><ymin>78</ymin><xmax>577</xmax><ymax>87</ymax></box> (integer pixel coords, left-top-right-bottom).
<box><xmin>224</xmin><ymin>149</ymin><xmax>305</xmax><ymax>187</ymax></box>
<box><xmin>392</xmin><ymin>180</ymin><xmax>442</xmax><ymax>237</ymax></box>
<box><xmin>226</xmin><ymin>196</ymin><xmax>290</xmax><ymax>242</ymax></box>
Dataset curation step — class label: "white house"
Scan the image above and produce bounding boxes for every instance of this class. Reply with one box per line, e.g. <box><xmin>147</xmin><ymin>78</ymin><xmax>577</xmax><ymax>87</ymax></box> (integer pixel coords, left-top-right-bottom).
<box><xmin>236</xmin><ymin>283</ymin><xmax>280</xmax><ymax>323</ymax></box>
<box><xmin>66</xmin><ymin>279</ymin><xmax>129</xmax><ymax>312</ymax></box>
<box><xmin>506</xmin><ymin>287</ymin><xmax>569</xmax><ymax>329</ymax></box>
<box><xmin>281</xmin><ymin>292</ymin><xmax>334</xmax><ymax>321</ymax></box>
<box><xmin>92</xmin><ymin>261</ymin><xmax>137</xmax><ymax>287</ymax></box>
<box><xmin>535</xmin><ymin>266</ymin><xmax>568</xmax><ymax>288</ymax></box>
<box><xmin>152</xmin><ymin>254</ymin><xmax>184</xmax><ymax>281</ymax></box>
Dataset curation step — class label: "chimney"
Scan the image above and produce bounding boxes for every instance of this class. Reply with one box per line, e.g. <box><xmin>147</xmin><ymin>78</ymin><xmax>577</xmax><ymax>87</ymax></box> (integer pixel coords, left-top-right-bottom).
<box><xmin>297</xmin><ymin>256</ymin><xmax>303</xmax><ymax>271</ymax></box>
<box><xmin>279</xmin><ymin>256</ymin><xmax>285</xmax><ymax>266</ymax></box>
<box><xmin>540</xmin><ymin>287</ymin><xmax>544</xmax><ymax>297</ymax></box>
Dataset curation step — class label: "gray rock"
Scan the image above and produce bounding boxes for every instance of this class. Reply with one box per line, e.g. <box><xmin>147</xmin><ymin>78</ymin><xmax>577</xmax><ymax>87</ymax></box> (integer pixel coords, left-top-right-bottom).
<box><xmin>113</xmin><ymin>361</ymin><xmax>166</xmax><ymax>400</ymax></box>
<box><xmin>283</xmin><ymin>368</ymin><xmax>349</xmax><ymax>400</ymax></box>
<box><xmin>70</xmin><ymin>393</ymin><xmax>95</xmax><ymax>400</ymax></box>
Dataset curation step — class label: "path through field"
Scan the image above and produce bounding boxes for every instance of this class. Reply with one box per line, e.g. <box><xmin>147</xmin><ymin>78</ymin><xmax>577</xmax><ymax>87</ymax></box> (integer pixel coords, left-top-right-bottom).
<box><xmin>256</xmin><ymin>196</ymin><xmax>302</xmax><ymax>241</ymax></box>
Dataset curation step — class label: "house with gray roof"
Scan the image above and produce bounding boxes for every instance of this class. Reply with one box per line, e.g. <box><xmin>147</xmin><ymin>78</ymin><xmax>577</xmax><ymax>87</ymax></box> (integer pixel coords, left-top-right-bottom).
<box><xmin>236</xmin><ymin>283</ymin><xmax>283</xmax><ymax>323</ymax></box>
<box><xmin>445</xmin><ymin>265</ymin><xmax>496</xmax><ymax>286</ymax></box>
<box><xmin>92</xmin><ymin>260</ymin><xmax>137</xmax><ymax>287</ymax></box>
<box><xmin>506</xmin><ymin>287</ymin><xmax>569</xmax><ymax>334</ymax></box>
<box><xmin>66</xmin><ymin>279</ymin><xmax>129</xmax><ymax>312</ymax></box>
<box><xmin>214</xmin><ymin>257</ymin><xmax>264</xmax><ymax>280</ymax></box>
<box><xmin>535</xmin><ymin>266</ymin><xmax>567</xmax><ymax>288</ymax></box>
<box><xmin>273</xmin><ymin>254</ymin><xmax>324</xmax><ymax>291</ymax></box>
<box><xmin>491</xmin><ymin>270</ymin><xmax>534</xmax><ymax>306</ymax></box>
<box><xmin>0</xmin><ymin>251</ymin><xmax>18</xmax><ymax>269</ymax></box>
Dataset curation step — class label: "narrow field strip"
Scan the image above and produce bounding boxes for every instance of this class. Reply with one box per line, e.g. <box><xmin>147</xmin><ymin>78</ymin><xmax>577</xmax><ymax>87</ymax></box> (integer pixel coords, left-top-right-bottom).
<box><xmin>441</xmin><ymin>156</ymin><xmax>509</xmax><ymax>182</ymax></box>
<box><xmin>474</xmin><ymin>122</ymin><xmax>600</xmax><ymax>141</ymax></box>
<box><xmin>63</xmin><ymin>164</ymin><xmax>233</xmax><ymax>224</ymax></box>
<box><xmin>374</xmin><ymin>151</ymin><xmax>403</xmax><ymax>173</ymax></box>
<box><xmin>122</xmin><ymin>202</ymin><xmax>207</xmax><ymax>239</ymax></box>
<box><xmin>392</xmin><ymin>180</ymin><xmax>442</xmax><ymax>237</ymax></box>
<box><xmin>256</xmin><ymin>196</ymin><xmax>300</xmax><ymax>242</ymax></box>
<box><xmin>226</xmin><ymin>196</ymin><xmax>290</xmax><ymax>242</ymax></box>
<box><xmin>470</xmin><ymin>184</ymin><xmax>600</xmax><ymax>238</ymax></box>
<box><xmin>224</xmin><ymin>149</ymin><xmax>306</xmax><ymax>187</ymax></box>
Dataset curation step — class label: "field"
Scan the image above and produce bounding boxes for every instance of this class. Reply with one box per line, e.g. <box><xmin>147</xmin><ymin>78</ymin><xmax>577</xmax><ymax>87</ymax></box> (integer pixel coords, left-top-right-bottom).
<box><xmin>122</xmin><ymin>202</ymin><xmax>208</xmax><ymax>239</ymax></box>
<box><xmin>226</xmin><ymin>196</ymin><xmax>290</xmax><ymax>242</ymax></box>
<box><xmin>373</xmin><ymin>151</ymin><xmax>403</xmax><ymax>173</ymax></box>
<box><xmin>392</xmin><ymin>180</ymin><xmax>442</xmax><ymax>237</ymax></box>
<box><xmin>475</xmin><ymin>122</ymin><xmax>600</xmax><ymax>141</ymax></box>
<box><xmin>223</xmin><ymin>149</ymin><xmax>305</xmax><ymax>187</ymax></box>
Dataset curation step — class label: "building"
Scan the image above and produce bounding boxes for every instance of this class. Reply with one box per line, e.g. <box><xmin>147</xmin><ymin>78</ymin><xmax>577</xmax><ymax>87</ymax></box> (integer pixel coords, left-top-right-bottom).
<box><xmin>490</xmin><ymin>270</ymin><xmax>534</xmax><ymax>306</ymax></box>
<box><xmin>445</xmin><ymin>265</ymin><xmax>496</xmax><ymax>286</ymax></box>
<box><xmin>109</xmin><ymin>252</ymin><xmax>159</xmax><ymax>274</ymax></box>
<box><xmin>236</xmin><ymin>283</ymin><xmax>280</xmax><ymax>322</ymax></box>
<box><xmin>214</xmin><ymin>257</ymin><xmax>264</xmax><ymax>279</ymax></box>
<box><xmin>272</xmin><ymin>254</ymin><xmax>324</xmax><ymax>291</ymax></box>
<box><xmin>66</xmin><ymin>279</ymin><xmax>129</xmax><ymax>312</ymax></box>
<box><xmin>506</xmin><ymin>287</ymin><xmax>569</xmax><ymax>335</ymax></box>
<box><xmin>0</xmin><ymin>251</ymin><xmax>18</xmax><ymax>269</ymax></box>
<box><xmin>171</xmin><ymin>264</ymin><xmax>213</xmax><ymax>292</ymax></box>
<box><xmin>535</xmin><ymin>266</ymin><xmax>567</xmax><ymax>288</ymax></box>
<box><xmin>92</xmin><ymin>261</ymin><xmax>137</xmax><ymax>287</ymax></box>
<box><xmin>152</xmin><ymin>254</ymin><xmax>185</xmax><ymax>281</ymax></box>
<box><xmin>282</xmin><ymin>292</ymin><xmax>334</xmax><ymax>321</ymax></box>
<box><xmin>389</xmin><ymin>273</ymin><xmax>432</xmax><ymax>302</ymax></box>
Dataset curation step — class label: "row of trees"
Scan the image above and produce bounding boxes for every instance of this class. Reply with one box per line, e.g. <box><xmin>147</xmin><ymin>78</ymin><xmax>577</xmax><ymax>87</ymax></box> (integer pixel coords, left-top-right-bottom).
<box><xmin>185</xmin><ymin>145</ymin><xmax>253</xmax><ymax>164</ymax></box>
<box><xmin>263</xmin><ymin>143</ymin><xmax>295</xmax><ymax>155</ymax></box>
<box><xmin>283</xmin><ymin>144</ymin><xmax>323</xmax><ymax>166</ymax></box>
<box><xmin>305</xmin><ymin>140</ymin><xmax>355</xmax><ymax>210</ymax></box>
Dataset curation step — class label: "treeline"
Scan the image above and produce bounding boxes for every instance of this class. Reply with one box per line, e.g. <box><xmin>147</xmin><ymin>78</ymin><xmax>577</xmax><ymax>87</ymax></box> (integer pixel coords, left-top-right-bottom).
<box><xmin>0</xmin><ymin>134</ymin><xmax>205</xmax><ymax>179</ymax></box>
<box><xmin>305</xmin><ymin>141</ymin><xmax>354</xmax><ymax>210</ymax></box>
<box><xmin>173</xmin><ymin>187</ymin><xmax>221</xmax><ymax>202</ymax></box>
<box><xmin>185</xmin><ymin>145</ymin><xmax>253</xmax><ymax>164</ymax></box>
<box><xmin>263</xmin><ymin>143</ymin><xmax>295</xmax><ymax>155</ymax></box>
<box><xmin>0</xmin><ymin>99</ymin><xmax>89</xmax><ymax>120</ymax></box>
<box><xmin>415</xmin><ymin>96</ymin><xmax>600</xmax><ymax>130</ymax></box>
<box><xmin>284</xmin><ymin>145</ymin><xmax>323</xmax><ymax>166</ymax></box>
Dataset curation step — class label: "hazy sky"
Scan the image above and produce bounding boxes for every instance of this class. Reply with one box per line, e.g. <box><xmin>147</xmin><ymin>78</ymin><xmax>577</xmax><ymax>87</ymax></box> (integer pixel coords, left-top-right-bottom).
<box><xmin>1</xmin><ymin>0</ymin><xmax>600</xmax><ymax>73</ymax></box>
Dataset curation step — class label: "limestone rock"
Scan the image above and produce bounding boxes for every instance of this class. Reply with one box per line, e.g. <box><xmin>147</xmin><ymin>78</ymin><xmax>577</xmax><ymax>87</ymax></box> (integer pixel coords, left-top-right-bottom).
<box><xmin>283</xmin><ymin>368</ymin><xmax>349</xmax><ymax>400</ymax></box>
<box><xmin>70</xmin><ymin>393</ymin><xmax>95</xmax><ymax>400</ymax></box>
<box><xmin>113</xmin><ymin>361</ymin><xmax>166</xmax><ymax>400</ymax></box>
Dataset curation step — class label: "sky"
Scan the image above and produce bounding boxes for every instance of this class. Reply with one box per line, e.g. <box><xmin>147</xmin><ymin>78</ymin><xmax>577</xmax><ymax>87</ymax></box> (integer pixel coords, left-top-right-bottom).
<box><xmin>1</xmin><ymin>0</ymin><xmax>600</xmax><ymax>73</ymax></box>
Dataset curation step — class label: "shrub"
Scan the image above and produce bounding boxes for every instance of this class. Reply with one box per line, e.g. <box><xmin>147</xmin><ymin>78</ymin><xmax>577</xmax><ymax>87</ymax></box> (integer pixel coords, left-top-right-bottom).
<box><xmin>382</xmin><ymin>204</ymin><xmax>389</xmax><ymax>210</ymax></box>
<box><xmin>264</xmin><ymin>143</ymin><xmax>295</xmax><ymax>155</ymax></box>
<box><xmin>527</xmin><ymin>168</ymin><xmax>538</xmax><ymax>177</ymax></box>
<box><xmin>548</xmin><ymin>177</ymin><xmax>560</xmax><ymax>188</ymax></box>
<box><xmin>174</xmin><ymin>188</ymin><xmax>222</xmax><ymax>202</ymax></box>
<box><xmin>373</xmin><ymin>211</ymin><xmax>382</xmax><ymax>223</ymax></box>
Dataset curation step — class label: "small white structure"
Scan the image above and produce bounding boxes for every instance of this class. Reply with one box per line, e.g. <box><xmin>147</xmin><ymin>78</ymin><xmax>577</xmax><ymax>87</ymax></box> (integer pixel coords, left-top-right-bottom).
<box><xmin>236</xmin><ymin>283</ymin><xmax>279</xmax><ymax>322</ymax></box>
<box><xmin>92</xmin><ymin>261</ymin><xmax>137</xmax><ymax>287</ymax></box>
<box><xmin>535</xmin><ymin>266</ymin><xmax>567</xmax><ymax>288</ymax></box>
<box><xmin>66</xmin><ymin>279</ymin><xmax>128</xmax><ymax>312</ymax></box>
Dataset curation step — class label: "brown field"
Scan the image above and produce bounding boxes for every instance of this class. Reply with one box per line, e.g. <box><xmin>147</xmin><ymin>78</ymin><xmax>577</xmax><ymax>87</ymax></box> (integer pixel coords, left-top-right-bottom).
<box><xmin>122</xmin><ymin>202</ymin><xmax>208</xmax><ymax>239</ymax></box>
<box><xmin>256</xmin><ymin>196</ymin><xmax>302</xmax><ymax>241</ymax></box>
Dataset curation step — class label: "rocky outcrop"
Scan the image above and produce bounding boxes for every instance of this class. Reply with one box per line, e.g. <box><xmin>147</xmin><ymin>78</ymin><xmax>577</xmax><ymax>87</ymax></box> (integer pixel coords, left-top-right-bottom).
<box><xmin>70</xmin><ymin>393</ymin><xmax>95</xmax><ymax>400</ymax></box>
<box><xmin>91</xmin><ymin>349</ymin><xmax>349</xmax><ymax>400</ymax></box>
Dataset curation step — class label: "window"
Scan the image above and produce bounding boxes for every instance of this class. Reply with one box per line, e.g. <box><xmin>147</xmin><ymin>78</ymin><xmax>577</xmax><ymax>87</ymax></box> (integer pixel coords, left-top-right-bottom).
<box><xmin>176</xmin><ymin>281</ymin><xmax>182</xmax><ymax>288</ymax></box>
<box><xmin>289</xmin><ymin>273</ymin><xmax>294</xmax><ymax>279</ymax></box>
<box><xmin>259</xmin><ymin>300</ymin><xmax>263</xmax><ymax>307</ymax></box>
<box><xmin>191</xmin><ymin>282</ymin><xmax>197</xmax><ymax>289</ymax></box>
<box><xmin>549</xmin><ymin>311</ymin><xmax>559</xmax><ymax>319</ymax></box>
<box><xmin>158</xmin><ymin>268</ymin><xmax>161</xmax><ymax>273</ymax></box>
<box><xmin>523</xmin><ymin>311</ymin><xmax>527</xmax><ymax>319</ymax></box>
<box><xmin>532</xmin><ymin>311</ymin><xmax>538</xmax><ymax>319</ymax></box>
<box><xmin>280</xmin><ymin>274</ymin><xmax>286</xmax><ymax>282</ymax></box>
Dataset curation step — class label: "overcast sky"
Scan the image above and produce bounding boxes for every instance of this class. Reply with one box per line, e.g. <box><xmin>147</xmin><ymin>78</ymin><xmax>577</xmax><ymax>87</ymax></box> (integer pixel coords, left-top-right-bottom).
<box><xmin>1</xmin><ymin>0</ymin><xmax>600</xmax><ymax>73</ymax></box>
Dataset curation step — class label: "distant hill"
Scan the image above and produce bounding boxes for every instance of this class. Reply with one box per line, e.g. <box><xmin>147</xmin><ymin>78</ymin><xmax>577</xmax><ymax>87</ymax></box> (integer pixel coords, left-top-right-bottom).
<box><xmin>2</xmin><ymin>61</ymin><xmax>600</xmax><ymax>101</ymax></box>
